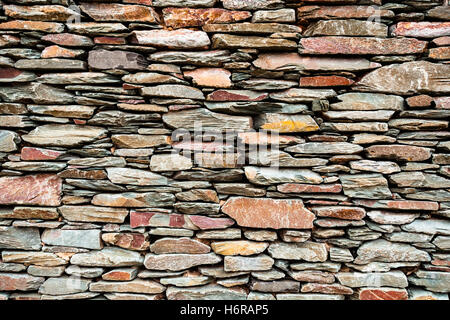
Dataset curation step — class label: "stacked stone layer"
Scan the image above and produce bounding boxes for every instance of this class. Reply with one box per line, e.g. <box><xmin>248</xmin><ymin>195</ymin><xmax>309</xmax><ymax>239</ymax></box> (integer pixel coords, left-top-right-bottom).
<box><xmin>0</xmin><ymin>0</ymin><xmax>449</xmax><ymax>300</ymax></box>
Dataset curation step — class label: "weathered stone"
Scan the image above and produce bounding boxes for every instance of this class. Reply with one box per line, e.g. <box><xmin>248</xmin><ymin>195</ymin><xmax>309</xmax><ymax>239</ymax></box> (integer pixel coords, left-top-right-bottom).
<box><xmin>207</xmin><ymin>89</ymin><xmax>268</xmax><ymax>101</ymax></box>
<box><xmin>41</xmin><ymin>33</ymin><xmax>93</xmax><ymax>47</ymax></box>
<box><xmin>0</xmin><ymin>20</ymin><xmax>64</xmax><ymax>33</ymax></box>
<box><xmin>290</xmin><ymin>270</ymin><xmax>334</xmax><ymax>284</ymax></box>
<box><xmin>268</xmin><ymin>242</ymin><xmax>328</xmax><ymax>262</ymax></box>
<box><xmin>354</xmin><ymin>199</ymin><xmax>439</xmax><ymax>211</ymax></box>
<box><xmin>92</xmin><ymin>192</ymin><xmax>174</xmax><ymax>208</ymax></box>
<box><xmin>0</xmin><ymin>273</ymin><xmax>44</xmax><ymax>291</ymax></box>
<box><xmin>350</xmin><ymin>160</ymin><xmax>400</xmax><ymax>174</ymax></box>
<box><xmin>38</xmin><ymin>277</ymin><xmax>90</xmax><ymax>296</ymax></box>
<box><xmin>0</xmin><ymin>227</ymin><xmax>41</xmax><ymax>250</ymax></box>
<box><xmin>277</xmin><ymin>183</ymin><xmax>341</xmax><ymax>194</ymax></box>
<box><xmin>163</xmin><ymin>108</ymin><xmax>251</xmax><ymax>132</ymax></box>
<box><xmin>70</xmin><ymin>247</ymin><xmax>143</xmax><ymax>267</ymax></box>
<box><xmin>408</xmin><ymin>288</ymin><xmax>449</xmax><ymax>300</ymax></box>
<box><xmin>88</xmin><ymin>50</ymin><xmax>147</xmax><ymax>70</ymax></box>
<box><xmin>390</xmin><ymin>172</ymin><xmax>450</xmax><ymax>189</ymax></box>
<box><xmin>150</xmin><ymin>238</ymin><xmax>210</xmax><ymax>254</ymax></box>
<box><xmin>0</xmin><ymin>83</ymin><xmax>74</xmax><ymax>104</ymax></box>
<box><xmin>59</xmin><ymin>206</ymin><xmax>128</xmax><ymax>223</ymax></box>
<box><xmin>222</xmin><ymin>197</ymin><xmax>315</xmax><ymax>230</ymax></box>
<box><xmin>211</xmin><ymin>241</ymin><xmax>268</xmax><ymax>256</ymax></box>
<box><xmin>337</xmin><ymin>271</ymin><xmax>408</xmax><ymax>288</ymax></box>
<box><xmin>357</xmin><ymin>287</ymin><xmax>408</xmax><ymax>300</ymax></box>
<box><xmin>0</xmin><ymin>130</ymin><xmax>20</xmax><ymax>152</ymax></box>
<box><xmin>112</xmin><ymin>135</ymin><xmax>170</xmax><ymax>148</ymax></box>
<box><xmin>252</xmin><ymin>9</ymin><xmax>295</xmax><ymax>23</ymax></box>
<box><xmin>304</xmin><ymin>20</ymin><xmax>387</xmax><ymax>37</ymax></box>
<box><xmin>150</xmin><ymin>154</ymin><xmax>193</xmax><ymax>172</ymax></box>
<box><xmin>102</xmin><ymin>268</ymin><xmax>138</xmax><ymax>281</ymax></box>
<box><xmin>150</xmin><ymin>50</ymin><xmax>231</xmax><ymax>66</ymax></box>
<box><xmin>144</xmin><ymin>253</ymin><xmax>221</xmax><ymax>271</ymax></box>
<box><xmin>166</xmin><ymin>284</ymin><xmax>246</xmax><ymax>300</ymax></box>
<box><xmin>141</xmin><ymin>85</ymin><xmax>204</xmax><ymax>100</ymax></box>
<box><xmin>253</xmin><ymin>53</ymin><xmax>380</xmax><ymax>71</ymax></box>
<box><xmin>299</xmin><ymin>76</ymin><xmax>354</xmax><ymax>88</ymax></box>
<box><xmin>164</xmin><ymin>8</ymin><xmax>250</xmax><ymax>28</ymax></box>
<box><xmin>176</xmin><ymin>189</ymin><xmax>219</xmax><ymax>203</ymax></box>
<box><xmin>340</xmin><ymin>174</ymin><xmax>392</xmax><ymax>199</ymax></box>
<box><xmin>203</xmin><ymin>22</ymin><xmax>300</xmax><ymax>34</ymax></box>
<box><xmin>367</xmin><ymin>211</ymin><xmax>419</xmax><ymax>225</ymax></box>
<box><xmin>355</xmin><ymin>61</ymin><xmax>450</xmax><ymax>95</ymax></box>
<box><xmin>80</xmin><ymin>3</ymin><xmax>159</xmax><ymax>23</ymax></box>
<box><xmin>0</xmin><ymin>174</ymin><xmax>61</xmax><ymax>206</ymax></box>
<box><xmin>2</xmin><ymin>251</ymin><xmax>68</xmax><ymax>267</ymax></box>
<box><xmin>244</xmin><ymin>166</ymin><xmax>323</xmax><ymax>186</ymax></box>
<box><xmin>224</xmin><ymin>255</ymin><xmax>274</xmax><ymax>272</ymax></box>
<box><xmin>184</xmin><ymin>68</ymin><xmax>231</xmax><ymax>88</ymax></box>
<box><xmin>254</xmin><ymin>114</ymin><xmax>318</xmax><ymax>133</ymax></box>
<box><xmin>298</xmin><ymin>5</ymin><xmax>394</xmax><ymax>20</ymax></box>
<box><xmin>90</xmin><ymin>279</ymin><xmax>165</xmax><ymax>294</ymax></box>
<box><xmin>286</xmin><ymin>142</ymin><xmax>363</xmax><ymax>155</ymax></box>
<box><xmin>402</xmin><ymin>219</ymin><xmax>450</xmax><ymax>236</ymax></box>
<box><xmin>161</xmin><ymin>275</ymin><xmax>211</xmax><ymax>287</ymax></box>
<box><xmin>409</xmin><ymin>271</ymin><xmax>450</xmax><ymax>293</ymax></box>
<box><xmin>300</xmin><ymin>37</ymin><xmax>426</xmax><ymax>55</ymax></box>
<box><xmin>392</xmin><ymin>22</ymin><xmax>450</xmax><ymax>38</ymax></box>
<box><xmin>66</xmin><ymin>22</ymin><xmax>128</xmax><ymax>35</ymax></box>
<box><xmin>222</xmin><ymin>0</ymin><xmax>283</xmax><ymax>10</ymax></box>
<box><xmin>23</xmin><ymin>124</ymin><xmax>106</xmax><ymax>147</ymax></box>
<box><xmin>354</xmin><ymin>239</ymin><xmax>431</xmax><ymax>264</ymax></box>
<box><xmin>277</xmin><ymin>293</ymin><xmax>344</xmax><ymax>300</ymax></box>
<box><xmin>312</xmin><ymin>206</ymin><xmax>365</xmax><ymax>221</ymax></box>
<box><xmin>366</xmin><ymin>145</ymin><xmax>432</xmax><ymax>162</ymax></box>
<box><xmin>131</xmin><ymin>29</ymin><xmax>210</xmax><ymax>49</ymax></box>
<box><xmin>42</xmin><ymin>229</ymin><xmax>101</xmax><ymax>250</ymax></box>
<box><xmin>153</xmin><ymin>0</ymin><xmax>216</xmax><ymax>7</ymax></box>
<box><xmin>250</xmin><ymin>280</ymin><xmax>299</xmax><ymax>293</ymax></box>
<box><xmin>212</xmin><ymin>34</ymin><xmax>297</xmax><ymax>50</ymax></box>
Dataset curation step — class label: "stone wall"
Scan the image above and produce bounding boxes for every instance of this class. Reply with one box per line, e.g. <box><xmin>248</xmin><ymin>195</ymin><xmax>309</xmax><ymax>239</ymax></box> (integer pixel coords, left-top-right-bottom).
<box><xmin>0</xmin><ymin>0</ymin><xmax>449</xmax><ymax>300</ymax></box>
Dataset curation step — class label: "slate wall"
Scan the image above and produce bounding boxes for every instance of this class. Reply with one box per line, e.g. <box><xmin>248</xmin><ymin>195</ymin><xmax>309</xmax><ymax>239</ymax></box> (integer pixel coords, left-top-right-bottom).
<box><xmin>0</xmin><ymin>0</ymin><xmax>449</xmax><ymax>300</ymax></box>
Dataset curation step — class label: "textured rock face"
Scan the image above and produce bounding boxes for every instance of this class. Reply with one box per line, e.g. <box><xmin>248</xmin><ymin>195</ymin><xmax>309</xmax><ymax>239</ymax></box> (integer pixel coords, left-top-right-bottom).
<box><xmin>222</xmin><ymin>197</ymin><xmax>315</xmax><ymax>229</ymax></box>
<box><xmin>0</xmin><ymin>0</ymin><xmax>449</xmax><ymax>302</ymax></box>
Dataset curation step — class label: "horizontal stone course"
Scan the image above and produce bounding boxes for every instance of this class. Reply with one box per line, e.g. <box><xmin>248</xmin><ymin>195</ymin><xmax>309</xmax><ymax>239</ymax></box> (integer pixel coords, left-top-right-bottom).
<box><xmin>0</xmin><ymin>0</ymin><xmax>448</xmax><ymax>301</ymax></box>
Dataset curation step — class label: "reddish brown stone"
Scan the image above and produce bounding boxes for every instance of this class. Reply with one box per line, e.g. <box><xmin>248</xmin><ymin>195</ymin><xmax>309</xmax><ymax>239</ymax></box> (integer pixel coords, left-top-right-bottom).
<box><xmin>0</xmin><ymin>20</ymin><xmax>64</xmax><ymax>33</ymax></box>
<box><xmin>354</xmin><ymin>199</ymin><xmax>439</xmax><ymax>211</ymax></box>
<box><xmin>301</xmin><ymin>283</ymin><xmax>353</xmax><ymax>295</ymax></box>
<box><xmin>0</xmin><ymin>273</ymin><xmax>44</xmax><ymax>291</ymax></box>
<box><xmin>299</xmin><ymin>76</ymin><xmax>354</xmax><ymax>87</ymax></box>
<box><xmin>0</xmin><ymin>174</ymin><xmax>62</xmax><ymax>206</ymax></box>
<box><xmin>366</xmin><ymin>145</ymin><xmax>432</xmax><ymax>162</ymax></box>
<box><xmin>298</xmin><ymin>5</ymin><xmax>394</xmax><ymax>20</ymax></box>
<box><xmin>429</xmin><ymin>47</ymin><xmax>450</xmax><ymax>60</ymax></box>
<box><xmin>41</xmin><ymin>45</ymin><xmax>82</xmax><ymax>58</ymax></box>
<box><xmin>94</xmin><ymin>37</ymin><xmax>126</xmax><ymax>45</ymax></box>
<box><xmin>188</xmin><ymin>215</ymin><xmax>235</xmax><ymax>230</ymax></box>
<box><xmin>406</xmin><ymin>95</ymin><xmax>433</xmax><ymax>107</ymax></box>
<box><xmin>358</xmin><ymin>288</ymin><xmax>408</xmax><ymax>300</ymax></box>
<box><xmin>277</xmin><ymin>183</ymin><xmax>342</xmax><ymax>194</ymax></box>
<box><xmin>41</xmin><ymin>33</ymin><xmax>93</xmax><ymax>47</ymax></box>
<box><xmin>184</xmin><ymin>68</ymin><xmax>232</xmax><ymax>88</ymax></box>
<box><xmin>130</xmin><ymin>211</ymin><xmax>234</xmax><ymax>230</ymax></box>
<box><xmin>0</xmin><ymin>67</ymin><xmax>24</xmax><ymax>79</ymax></box>
<box><xmin>299</xmin><ymin>37</ymin><xmax>427</xmax><ymax>55</ymax></box>
<box><xmin>0</xmin><ymin>34</ymin><xmax>20</xmax><ymax>47</ymax></box>
<box><xmin>222</xmin><ymin>197</ymin><xmax>315</xmax><ymax>229</ymax></box>
<box><xmin>163</xmin><ymin>8</ymin><xmax>251</xmax><ymax>29</ymax></box>
<box><xmin>311</xmin><ymin>206</ymin><xmax>366</xmax><ymax>220</ymax></box>
<box><xmin>102</xmin><ymin>233</ymin><xmax>149</xmax><ymax>251</ymax></box>
<box><xmin>21</xmin><ymin>147</ymin><xmax>64</xmax><ymax>161</ymax></box>
<box><xmin>150</xmin><ymin>238</ymin><xmax>210</xmax><ymax>254</ymax></box>
<box><xmin>58</xmin><ymin>169</ymin><xmax>107</xmax><ymax>180</ymax></box>
<box><xmin>435</xmin><ymin>97</ymin><xmax>450</xmax><ymax>110</ymax></box>
<box><xmin>433</xmin><ymin>36</ymin><xmax>450</xmax><ymax>46</ymax></box>
<box><xmin>207</xmin><ymin>90</ymin><xmax>268</xmax><ymax>101</ymax></box>
<box><xmin>392</xmin><ymin>22</ymin><xmax>450</xmax><ymax>38</ymax></box>
<box><xmin>80</xmin><ymin>3</ymin><xmax>160</xmax><ymax>23</ymax></box>
<box><xmin>102</xmin><ymin>268</ymin><xmax>137</xmax><ymax>281</ymax></box>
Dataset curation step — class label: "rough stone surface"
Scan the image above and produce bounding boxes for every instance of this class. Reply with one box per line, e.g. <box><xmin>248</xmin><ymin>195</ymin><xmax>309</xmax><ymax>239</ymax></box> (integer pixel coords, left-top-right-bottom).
<box><xmin>0</xmin><ymin>0</ymin><xmax>449</xmax><ymax>301</ymax></box>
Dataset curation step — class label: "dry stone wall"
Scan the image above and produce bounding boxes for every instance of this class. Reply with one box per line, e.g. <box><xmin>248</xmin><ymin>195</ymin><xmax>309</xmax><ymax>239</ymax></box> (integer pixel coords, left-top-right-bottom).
<box><xmin>0</xmin><ymin>0</ymin><xmax>449</xmax><ymax>300</ymax></box>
